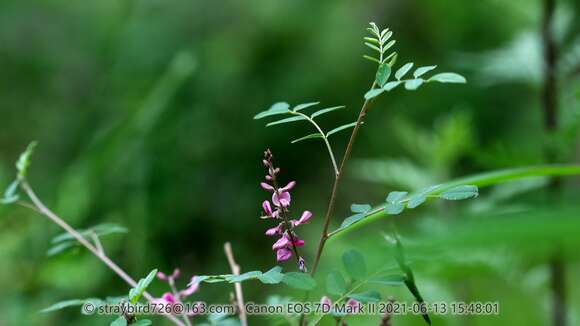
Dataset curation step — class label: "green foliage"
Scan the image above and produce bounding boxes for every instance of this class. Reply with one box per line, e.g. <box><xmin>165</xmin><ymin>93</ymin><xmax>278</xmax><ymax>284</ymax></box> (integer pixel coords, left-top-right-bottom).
<box><xmin>2</xmin><ymin>141</ymin><xmax>38</xmax><ymax>205</ymax></box>
<box><xmin>16</xmin><ymin>141</ymin><xmax>37</xmax><ymax>181</ymax></box>
<box><xmin>48</xmin><ymin>223</ymin><xmax>128</xmax><ymax>256</ymax></box>
<box><xmin>388</xmin><ymin>233</ymin><xmax>431</xmax><ymax>325</ymax></box>
<box><xmin>281</xmin><ymin>272</ymin><xmax>317</xmax><ymax>290</ymax></box>
<box><xmin>40</xmin><ymin>296</ymin><xmax>124</xmax><ymax>314</ymax></box>
<box><xmin>195</xmin><ymin>266</ymin><xmax>314</xmax><ymax>290</ymax></box>
<box><xmin>326</xmin><ymin>270</ymin><xmax>347</xmax><ymax>295</ymax></box>
<box><xmin>364</xmin><ymin>22</ymin><xmax>397</xmax><ymax>66</ymax></box>
<box><xmin>128</xmin><ymin>269</ymin><xmax>157</xmax><ymax>304</ymax></box>
<box><xmin>110</xmin><ymin>317</ymin><xmax>127</xmax><ymax>326</ymax></box>
<box><xmin>342</xmin><ymin>249</ymin><xmax>367</xmax><ymax>280</ymax></box>
<box><xmin>348</xmin><ymin>290</ymin><xmax>381</xmax><ymax>303</ymax></box>
<box><xmin>326</xmin><ymin>122</ymin><xmax>358</xmax><ymax>137</ymax></box>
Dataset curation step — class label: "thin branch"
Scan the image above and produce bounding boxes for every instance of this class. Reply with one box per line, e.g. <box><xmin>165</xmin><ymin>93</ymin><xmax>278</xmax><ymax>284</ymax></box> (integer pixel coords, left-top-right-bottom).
<box><xmin>224</xmin><ymin>242</ymin><xmax>248</xmax><ymax>326</ymax></box>
<box><xmin>20</xmin><ymin>181</ymin><xmax>186</xmax><ymax>326</ymax></box>
<box><xmin>89</xmin><ymin>231</ymin><xmax>104</xmax><ymax>255</ymax></box>
<box><xmin>292</xmin><ymin>111</ymin><xmax>339</xmax><ymax>176</ymax></box>
<box><xmin>310</xmin><ymin>82</ymin><xmax>377</xmax><ymax>275</ymax></box>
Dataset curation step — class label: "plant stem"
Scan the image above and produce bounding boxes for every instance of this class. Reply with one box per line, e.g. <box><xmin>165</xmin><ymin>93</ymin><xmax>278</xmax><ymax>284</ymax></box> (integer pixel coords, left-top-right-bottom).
<box><xmin>224</xmin><ymin>242</ymin><xmax>248</xmax><ymax>326</ymax></box>
<box><xmin>310</xmin><ymin>83</ymin><xmax>376</xmax><ymax>275</ymax></box>
<box><xmin>292</xmin><ymin>111</ymin><xmax>339</xmax><ymax>176</ymax></box>
<box><xmin>20</xmin><ymin>181</ymin><xmax>186</xmax><ymax>326</ymax></box>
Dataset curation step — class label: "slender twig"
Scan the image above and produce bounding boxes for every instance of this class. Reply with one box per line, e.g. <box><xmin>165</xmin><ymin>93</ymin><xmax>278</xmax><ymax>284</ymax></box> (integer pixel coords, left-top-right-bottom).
<box><xmin>20</xmin><ymin>181</ymin><xmax>186</xmax><ymax>326</ymax></box>
<box><xmin>224</xmin><ymin>242</ymin><xmax>248</xmax><ymax>326</ymax></box>
<box><xmin>310</xmin><ymin>87</ymin><xmax>377</xmax><ymax>275</ymax></box>
<box><xmin>291</xmin><ymin>111</ymin><xmax>339</xmax><ymax>176</ymax></box>
<box><xmin>89</xmin><ymin>231</ymin><xmax>104</xmax><ymax>255</ymax></box>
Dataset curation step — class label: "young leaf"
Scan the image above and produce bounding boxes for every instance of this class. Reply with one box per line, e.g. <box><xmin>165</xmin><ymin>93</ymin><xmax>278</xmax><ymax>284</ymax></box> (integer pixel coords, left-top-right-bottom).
<box><xmin>364</xmin><ymin>88</ymin><xmax>385</xmax><ymax>100</ymax></box>
<box><xmin>291</xmin><ymin>133</ymin><xmax>324</xmax><ymax>144</ymax></box>
<box><xmin>257</xmin><ymin>266</ymin><xmax>283</xmax><ymax>284</ymax></box>
<box><xmin>254</xmin><ymin>102</ymin><xmax>290</xmax><ymax>119</ymax></box>
<box><xmin>293</xmin><ymin>102</ymin><xmax>320</xmax><ymax>112</ymax></box>
<box><xmin>395</xmin><ymin>63</ymin><xmax>414</xmax><ymax>80</ymax></box>
<box><xmin>339</xmin><ymin>213</ymin><xmax>365</xmax><ymax>230</ymax></box>
<box><xmin>348</xmin><ymin>290</ymin><xmax>381</xmax><ymax>303</ymax></box>
<box><xmin>440</xmin><ymin>185</ymin><xmax>478</xmax><ymax>200</ymax></box>
<box><xmin>375</xmin><ymin>63</ymin><xmax>391</xmax><ymax>87</ymax></box>
<box><xmin>407</xmin><ymin>194</ymin><xmax>427</xmax><ymax>209</ymax></box>
<box><xmin>385</xmin><ymin>191</ymin><xmax>408</xmax><ymax>215</ymax></box>
<box><xmin>428</xmin><ymin>72</ymin><xmax>466</xmax><ymax>83</ymax></box>
<box><xmin>51</xmin><ymin>223</ymin><xmax>128</xmax><ymax>244</ymax></box>
<box><xmin>363</xmin><ymin>55</ymin><xmax>381</xmax><ymax>64</ymax></box>
<box><xmin>47</xmin><ymin>241</ymin><xmax>78</xmax><ymax>256</ymax></box>
<box><xmin>16</xmin><ymin>141</ymin><xmax>37</xmax><ymax>180</ymax></box>
<box><xmin>326</xmin><ymin>270</ymin><xmax>347</xmax><ymax>295</ymax></box>
<box><xmin>404</xmin><ymin>79</ymin><xmax>424</xmax><ymax>90</ymax></box>
<box><xmin>368</xmin><ymin>274</ymin><xmax>406</xmax><ymax>286</ymax></box>
<box><xmin>365</xmin><ymin>42</ymin><xmax>381</xmax><ymax>53</ymax></box>
<box><xmin>363</xmin><ymin>37</ymin><xmax>380</xmax><ymax>45</ymax></box>
<box><xmin>40</xmin><ymin>299</ymin><xmax>85</xmax><ymax>313</ymax></box>
<box><xmin>266</xmin><ymin>115</ymin><xmax>307</xmax><ymax>127</ymax></box>
<box><xmin>386</xmin><ymin>191</ymin><xmax>408</xmax><ymax>203</ymax></box>
<box><xmin>132</xmin><ymin>320</ymin><xmax>152</xmax><ymax>326</ymax></box>
<box><xmin>383</xmin><ymin>80</ymin><xmax>401</xmax><ymax>91</ymax></box>
<box><xmin>342</xmin><ymin>249</ymin><xmax>367</xmax><ymax>280</ymax></box>
<box><xmin>281</xmin><ymin>272</ymin><xmax>317</xmax><ymax>290</ymax></box>
<box><xmin>413</xmin><ymin>65</ymin><xmax>437</xmax><ymax>78</ymax></box>
<box><xmin>350</xmin><ymin>203</ymin><xmax>372</xmax><ymax>213</ymax></box>
<box><xmin>129</xmin><ymin>269</ymin><xmax>157</xmax><ymax>304</ymax></box>
<box><xmin>1</xmin><ymin>180</ymin><xmax>20</xmax><ymax>204</ymax></box>
<box><xmin>327</xmin><ymin>122</ymin><xmax>358</xmax><ymax>137</ymax></box>
<box><xmin>227</xmin><ymin>271</ymin><xmax>262</xmax><ymax>283</ymax></box>
<box><xmin>383</xmin><ymin>40</ymin><xmax>396</xmax><ymax>52</ymax></box>
<box><xmin>311</xmin><ymin>106</ymin><xmax>345</xmax><ymax>119</ymax></box>
<box><xmin>111</xmin><ymin>317</ymin><xmax>127</xmax><ymax>326</ymax></box>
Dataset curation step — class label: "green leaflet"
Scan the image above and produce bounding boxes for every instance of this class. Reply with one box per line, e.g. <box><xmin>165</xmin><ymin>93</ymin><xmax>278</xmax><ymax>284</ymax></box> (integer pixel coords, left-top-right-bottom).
<box><xmin>327</xmin><ymin>122</ymin><xmax>358</xmax><ymax>137</ymax></box>
<box><xmin>429</xmin><ymin>72</ymin><xmax>466</xmax><ymax>83</ymax></box>
<box><xmin>395</xmin><ymin>62</ymin><xmax>414</xmax><ymax>80</ymax></box>
<box><xmin>253</xmin><ymin>102</ymin><xmax>290</xmax><ymax>119</ymax></box>
<box><xmin>342</xmin><ymin>249</ymin><xmax>367</xmax><ymax>280</ymax></box>
<box><xmin>129</xmin><ymin>269</ymin><xmax>157</xmax><ymax>304</ymax></box>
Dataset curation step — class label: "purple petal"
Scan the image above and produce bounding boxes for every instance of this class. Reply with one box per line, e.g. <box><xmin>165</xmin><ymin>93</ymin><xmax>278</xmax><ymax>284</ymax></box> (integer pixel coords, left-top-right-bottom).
<box><xmin>162</xmin><ymin>292</ymin><xmax>177</xmax><ymax>304</ymax></box>
<box><xmin>295</xmin><ymin>211</ymin><xmax>312</xmax><ymax>226</ymax></box>
<box><xmin>260</xmin><ymin>182</ymin><xmax>274</xmax><ymax>192</ymax></box>
<box><xmin>293</xmin><ymin>238</ymin><xmax>305</xmax><ymax>247</ymax></box>
<box><xmin>265</xmin><ymin>224</ymin><xmax>281</xmax><ymax>236</ymax></box>
<box><xmin>262</xmin><ymin>200</ymin><xmax>273</xmax><ymax>216</ymax></box>
<box><xmin>181</xmin><ymin>276</ymin><xmax>200</xmax><ymax>297</ymax></box>
<box><xmin>272</xmin><ymin>235</ymin><xmax>290</xmax><ymax>250</ymax></box>
<box><xmin>320</xmin><ymin>296</ymin><xmax>332</xmax><ymax>307</ymax></box>
<box><xmin>272</xmin><ymin>191</ymin><xmax>291</xmax><ymax>207</ymax></box>
<box><xmin>346</xmin><ymin>298</ymin><xmax>361</xmax><ymax>314</ymax></box>
<box><xmin>276</xmin><ymin>248</ymin><xmax>292</xmax><ymax>262</ymax></box>
<box><xmin>171</xmin><ymin>268</ymin><xmax>180</xmax><ymax>280</ymax></box>
<box><xmin>280</xmin><ymin>181</ymin><xmax>296</xmax><ymax>192</ymax></box>
<box><xmin>156</xmin><ymin>272</ymin><xmax>168</xmax><ymax>281</ymax></box>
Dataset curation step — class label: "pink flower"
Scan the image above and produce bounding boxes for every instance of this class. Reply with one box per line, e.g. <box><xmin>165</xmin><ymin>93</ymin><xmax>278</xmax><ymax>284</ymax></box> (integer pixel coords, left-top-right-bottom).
<box><xmin>346</xmin><ymin>298</ymin><xmax>362</xmax><ymax>314</ymax></box>
<box><xmin>157</xmin><ymin>268</ymin><xmax>180</xmax><ymax>281</ymax></box>
<box><xmin>180</xmin><ymin>276</ymin><xmax>200</xmax><ymax>297</ymax></box>
<box><xmin>260</xmin><ymin>149</ymin><xmax>312</xmax><ymax>269</ymax></box>
<box><xmin>292</xmin><ymin>211</ymin><xmax>312</xmax><ymax>226</ymax></box>
<box><xmin>276</xmin><ymin>248</ymin><xmax>292</xmax><ymax>262</ymax></box>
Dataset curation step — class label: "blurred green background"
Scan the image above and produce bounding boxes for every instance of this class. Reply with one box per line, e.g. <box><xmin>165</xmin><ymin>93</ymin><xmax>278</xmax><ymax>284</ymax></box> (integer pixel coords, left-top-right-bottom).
<box><xmin>1</xmin><ymin>0</ymin><xmax>579</xmax><ymax>325</ymax></box>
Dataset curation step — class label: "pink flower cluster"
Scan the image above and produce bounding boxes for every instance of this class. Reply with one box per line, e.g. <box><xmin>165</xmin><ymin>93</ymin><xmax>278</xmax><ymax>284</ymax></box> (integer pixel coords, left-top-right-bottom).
<box><xmin>260</xmin><ymin>149</ymin><xmax>312</xmax><ymax>269</ymax></box>
<box><xmin>153</xmin><ymin>268</ymin><xmax>201</xmax><ymax>314</ymax></box>
<box><xmin>320</xmin><ymin>296</ymin><xmax>362</xmax><ymax>315</ymax></box>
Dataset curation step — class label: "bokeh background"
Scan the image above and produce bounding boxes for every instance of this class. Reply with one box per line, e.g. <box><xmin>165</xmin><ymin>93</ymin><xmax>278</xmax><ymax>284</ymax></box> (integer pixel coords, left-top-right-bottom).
<box><xmin>1</xmin><ymin>0</ymin><xmax>579</xmax><ymax>325</ymax></box>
